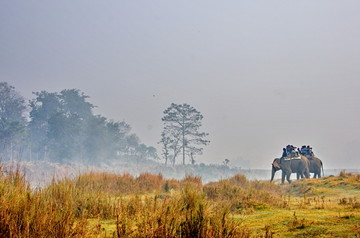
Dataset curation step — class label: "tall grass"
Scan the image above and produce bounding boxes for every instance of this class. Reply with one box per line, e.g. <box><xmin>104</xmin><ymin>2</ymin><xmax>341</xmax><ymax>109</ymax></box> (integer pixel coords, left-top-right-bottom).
<box><xmin>6</xmin><ymin>165</ymin><xmax>356</xmax><ymax>237</ymax></box>
<box><xmin>75</xmin><ymin>172</ymin><xmax>165</xmax><ymax>195</ymax></box>
<box><xmin>0</xmin><ymin>165</ymin><xmax>90</xmax><ymax>237</ymax></box>
<box><xmin>0</xmin><ymin>164</ymin><xmax>259</xmax><ymax>237</ymax></box>
<box><xmin>203</xmin><ymin>174</ymin><xmax>284</xmax><ymax>213</ymax></box>
<box><xmin>114</xmin><ymin>187</ymin><xmax>251</xmax><ymax>238</ymax></box>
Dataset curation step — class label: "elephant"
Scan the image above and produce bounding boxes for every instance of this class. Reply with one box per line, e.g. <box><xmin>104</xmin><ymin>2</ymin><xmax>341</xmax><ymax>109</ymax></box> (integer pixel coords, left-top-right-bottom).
<box><xmin>304</xmin><ymin>156</ymin><xmax>324</xmax><ymax>178</ymax></box>
<box><xmin>271</xmin><ymin>155</ymin><xmax>310</xmax><ymax>184</ymax></box>
<box><xmin>271</xmin><ymin>158</ymin><xmax>304</xmax><ymax>182</ymax></box>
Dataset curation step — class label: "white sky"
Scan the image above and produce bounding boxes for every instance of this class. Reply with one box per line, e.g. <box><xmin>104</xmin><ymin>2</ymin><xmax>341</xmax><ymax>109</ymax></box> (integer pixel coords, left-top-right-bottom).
<box><xmin>1</xmin><ymin>1</ymin><xmax>360</xmax><ymax>169</ymax></box>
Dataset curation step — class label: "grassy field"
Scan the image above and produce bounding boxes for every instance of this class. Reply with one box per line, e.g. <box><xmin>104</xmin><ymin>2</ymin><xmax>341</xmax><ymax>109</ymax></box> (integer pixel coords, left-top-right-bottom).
<box><xmin>0</xmin><ymin>165</ymin><xmax>359</xmax><ymax>237</ymax></box>
<box><xmin>237</xmin><ymin>173</ymin><xmax>360</xmax><ymax>237</ymax></box>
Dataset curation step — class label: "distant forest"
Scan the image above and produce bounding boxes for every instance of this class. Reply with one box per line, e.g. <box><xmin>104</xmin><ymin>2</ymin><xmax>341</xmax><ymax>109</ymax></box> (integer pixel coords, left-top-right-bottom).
<box><xmin>0</xmin><ymin>82</ymin><xmax>158</xmax><ymax>164</ymax></box>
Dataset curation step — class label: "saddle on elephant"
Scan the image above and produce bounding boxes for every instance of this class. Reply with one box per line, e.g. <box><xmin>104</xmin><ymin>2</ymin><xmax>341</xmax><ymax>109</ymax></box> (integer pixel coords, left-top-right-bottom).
<box><xmin>282</xmin><ymin>154</ymin><xmax>302</xmax><ymax>161</ymax></box>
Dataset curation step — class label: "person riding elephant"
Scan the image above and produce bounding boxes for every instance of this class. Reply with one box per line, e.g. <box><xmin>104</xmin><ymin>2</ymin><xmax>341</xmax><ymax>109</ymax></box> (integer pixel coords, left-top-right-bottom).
<box><xmin>300</xmin><ymin>145</ymin><xmax>315</xmax><ymax>157</ymax></box>
<box><xmin>271</xmin><ymin>154</ymin><xmax>310</xmax><ymax>184</ymax></box>
<box><xmin>299</xmin><ymin>145</ymin><xmax>323</xmax><ymax>178</ymax></box>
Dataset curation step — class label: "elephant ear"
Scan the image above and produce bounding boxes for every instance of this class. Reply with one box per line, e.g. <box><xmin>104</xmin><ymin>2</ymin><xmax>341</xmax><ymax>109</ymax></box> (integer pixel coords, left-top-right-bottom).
<box><xmin>273</xmin><ymin>159</ymin><xmax>281</xmax><ymax>169</ymax></box>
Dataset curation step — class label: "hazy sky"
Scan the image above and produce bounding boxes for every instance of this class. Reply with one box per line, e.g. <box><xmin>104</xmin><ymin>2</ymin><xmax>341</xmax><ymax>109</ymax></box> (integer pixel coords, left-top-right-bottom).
<box><xmin>1</xmin><ymin>1</ymin><xmax>359</xmax><ymax>169</ymax></box>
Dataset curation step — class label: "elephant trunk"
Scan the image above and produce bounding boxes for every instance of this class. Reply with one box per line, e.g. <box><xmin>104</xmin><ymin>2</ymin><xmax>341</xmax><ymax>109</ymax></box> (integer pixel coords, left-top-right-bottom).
<box><xmin>271</xmin><ymin>166</ymin><xmax>276</xmax><ymax>182</ymax></box>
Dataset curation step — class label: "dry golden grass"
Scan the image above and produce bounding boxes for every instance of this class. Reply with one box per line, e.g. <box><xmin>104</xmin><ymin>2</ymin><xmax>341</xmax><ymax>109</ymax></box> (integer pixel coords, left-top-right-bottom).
<box><xmin>0</xmin><ymin>165</ymin><xmax>253</xmax><ymax>237</ymax></box>
<box><xmin>0</xmin><ymin>164</ymin><xmax>359</xmax><ymax>237</ymax></box>
<box><xmin>204</xmin><ymin>174</ymin><xmax>285</xmax><ymax>214</ymax></box>
<box><xmin>0</xmin><ymin>165</ymin><xmax>91</xmax><ymax>237</ymax></box>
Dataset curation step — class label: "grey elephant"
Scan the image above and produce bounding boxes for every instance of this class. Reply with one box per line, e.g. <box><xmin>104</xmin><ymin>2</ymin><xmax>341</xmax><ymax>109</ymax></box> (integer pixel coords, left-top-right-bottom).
<box><xmin>271</xmin><ymin>158</ymin><xmax>303</xmax><ymax>182</ymax></box>
<box><xmin>305</xmin><ymin>156</ymin><xmax>324</xmax><ymax>178</ymax></box>
<box><xmin>271</xmin><ymin>155</ymin><xmax>310</xmax><ymax>184</ymax></box>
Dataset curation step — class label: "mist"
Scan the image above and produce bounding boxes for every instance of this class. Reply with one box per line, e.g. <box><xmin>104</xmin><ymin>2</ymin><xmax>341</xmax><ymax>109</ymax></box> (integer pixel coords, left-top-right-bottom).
<box><xmin>1</xmin><ymin>1</ymin><xmax>360</xmax><ymax>173</ymax></box>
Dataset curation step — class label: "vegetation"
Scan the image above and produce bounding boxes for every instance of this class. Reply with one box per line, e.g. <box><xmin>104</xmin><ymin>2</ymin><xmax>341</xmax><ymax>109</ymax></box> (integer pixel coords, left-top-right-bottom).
<box><xmin>0</xmin><ymin>163</ymin><xmax>359</xmax><ymax>237</ymax></box>
<box><xmin>0</xmin><ymin>165</ymin><xmax>249</xmax><ymax>237</ymax></box>
<box><xmin>0</xmin><ymin>82</ymin><xmax>27</xmax><ymax>162</ymax></box>
<box><xmin>0</xmin><ymin>82</ymin><xmax>158</xmax><ymax>164</ymax></box>
<box><xmin>238</xmin><ymin>172</ymin><xmax>360</xmax><ymax>237</ymax></box>
<box><xmin>0</xmin><ymin>82</ymin><xmax>213</xmax><ymax>167</ymax></box>
<box><xmin>161</xmin><ymin>103</ymin><xmax>210</xmax><ymax>165</ymax></box>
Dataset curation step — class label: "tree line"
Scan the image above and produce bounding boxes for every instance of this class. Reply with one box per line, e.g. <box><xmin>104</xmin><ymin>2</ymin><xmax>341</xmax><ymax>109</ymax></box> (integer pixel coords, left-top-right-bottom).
<box><xmin>0</xmin><ymin>82</ymin><xmax>209</xmax><ymax>165</ymax></box>
<box><xmin>0</xmin><ymin>82</ymin><xmax>157</xmax><ymax>164</ymax></box>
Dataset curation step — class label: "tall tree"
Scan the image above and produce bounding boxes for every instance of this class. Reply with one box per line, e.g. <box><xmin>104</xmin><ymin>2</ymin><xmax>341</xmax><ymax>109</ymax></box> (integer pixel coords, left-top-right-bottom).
<box><xmin>0</xmin><ymin>82</ymin><xmax>27</xmax><ymax>161</ymax></box>
<box><xmin>29</xmin><ymin>89</ymin><xmax>94</xmax><ymax>162</ymax></box>
<box><xmin>28</xmin><ymin>91</ymin><xmax>61</xmax><ymax>160</ymax></box>
<box><xmin>0</xmin><ymin>82</ymin><xmax>27</xmax><ymax>122</ymax></box>
<box><xmin>161</xmin><ymin>103</ymin><xmax>209</xmax><ymax>165</ymax></box>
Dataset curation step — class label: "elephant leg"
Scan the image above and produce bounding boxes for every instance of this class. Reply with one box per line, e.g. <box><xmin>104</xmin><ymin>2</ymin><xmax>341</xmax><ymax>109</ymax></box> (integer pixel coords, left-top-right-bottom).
<box><xmin>281</xmin><ymin>171</ymin><xmax>286</xmax><ymax>184</ymax></box>
<box><xmin>286</xmin><ymin>173</ymin><xmax>291</xmax><ymax>184</ymax></box>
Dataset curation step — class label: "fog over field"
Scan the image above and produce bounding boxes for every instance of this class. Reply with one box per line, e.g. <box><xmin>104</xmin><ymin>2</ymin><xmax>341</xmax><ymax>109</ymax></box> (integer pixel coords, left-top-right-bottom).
<box><xmin>1</xmin><ymin>1</ymin><xmax>360</xmax><ymax>169</ymax></box>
